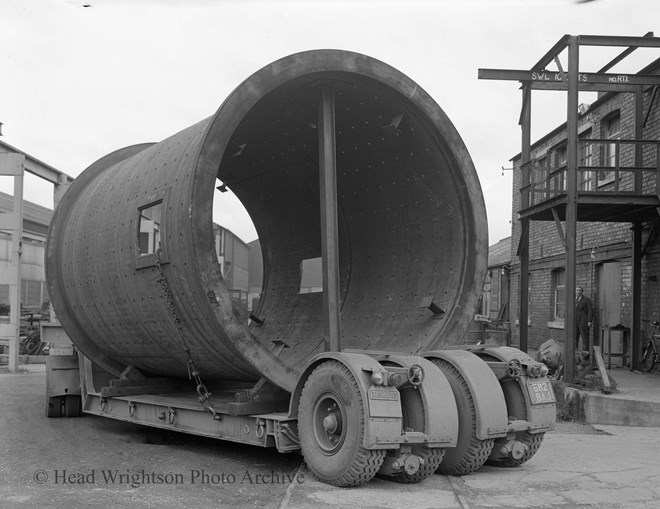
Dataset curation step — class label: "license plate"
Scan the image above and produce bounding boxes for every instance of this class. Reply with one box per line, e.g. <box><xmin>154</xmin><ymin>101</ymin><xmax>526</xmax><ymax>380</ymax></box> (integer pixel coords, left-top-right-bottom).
<box><xmin>526</xmin><ymin>381</ymin><xmax>555</xmax><ymax>405</ymax></box>
<box><xmin>369</xmin><ymin>389</ymin><xmax>399</xmax><ymax>401</ymax></box>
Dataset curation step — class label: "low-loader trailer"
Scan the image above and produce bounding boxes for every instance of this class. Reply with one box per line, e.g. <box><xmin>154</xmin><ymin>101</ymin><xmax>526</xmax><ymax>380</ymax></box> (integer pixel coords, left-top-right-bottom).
<box><xmin>45</xmin><ymin>50</ymin><xmax>555</xmax><ymax>487</ymax></box>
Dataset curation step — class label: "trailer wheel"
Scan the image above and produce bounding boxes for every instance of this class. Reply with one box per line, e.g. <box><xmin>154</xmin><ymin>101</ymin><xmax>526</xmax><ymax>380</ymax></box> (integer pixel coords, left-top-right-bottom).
<box><xmin>378</xmin><ymin>365</ymin><xmax>445</xmax><ymax>484</ymax></box>
<box><xmin>486</xmin><ymin>378</ymin><xmax>544</xmax><ymax>468</ymax></box>
<box><xmin>45</xmin><ymin>397</ymin><xmax>62</xmax><ymax>418</ymax></box>
<box><xmin>490</xmin><ymin>432</ymin><xmax>545</xmax><ymax>468</ymax></box>
<box><xmin>298</xmin><ymin>360</ymin><xmax>385</xmax><ymax>487</ymax></box>
<box><xmin>64</xmin><ymin>395</ymin><xmax>82</xmax><ymax>417</ymax></box>
<box><xmin>390</xmin><ymin>447</ymin><xmax>445</xmax><ymax>484</ymax></box>
<box><xmin>430</xmin><ymin>358</ymin><xmax>494</xmax><ymax>476</ymax></box>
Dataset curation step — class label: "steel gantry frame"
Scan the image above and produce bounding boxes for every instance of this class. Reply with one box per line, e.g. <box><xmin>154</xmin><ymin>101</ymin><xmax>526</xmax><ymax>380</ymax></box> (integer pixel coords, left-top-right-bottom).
<box><xmin>479</xmin><ymin>33</ymin><xmax>660</xmax><ymax>382</ymax></box>
<box><xmin>0</xmin><ymin>139</ymin><xmax>73</xmax><ymax>372</ymax></box>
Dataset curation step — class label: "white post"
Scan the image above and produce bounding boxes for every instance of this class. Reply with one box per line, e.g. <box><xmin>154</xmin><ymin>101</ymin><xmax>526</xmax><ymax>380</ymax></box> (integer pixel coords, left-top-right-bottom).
<box><xmin>0</xmin><ymin>153</ymin><xmax>25</xmax><ymax>372</ymax></box>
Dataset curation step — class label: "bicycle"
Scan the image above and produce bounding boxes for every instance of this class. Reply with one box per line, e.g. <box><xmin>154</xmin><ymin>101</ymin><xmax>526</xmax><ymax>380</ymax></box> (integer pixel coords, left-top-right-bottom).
<box><xmin>641</xmin><ymin>319</ymin><xmax>660</xmax><ymax>373</ymax></box>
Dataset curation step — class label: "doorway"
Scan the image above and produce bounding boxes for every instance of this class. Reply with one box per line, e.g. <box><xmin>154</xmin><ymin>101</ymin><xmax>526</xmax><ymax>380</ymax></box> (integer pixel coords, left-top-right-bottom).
<box><xmin>598</xmin><ymin>261</ymin><xmax>622</xmax><ymax>364</ymax></box>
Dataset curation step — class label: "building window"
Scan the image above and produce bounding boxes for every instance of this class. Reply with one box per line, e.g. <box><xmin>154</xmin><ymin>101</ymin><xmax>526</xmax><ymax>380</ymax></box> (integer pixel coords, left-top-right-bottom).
<box><xmin>21</xmin><ymin>280</ymin><xmax>43</xmax><ymax>312</ymax></box>
<box><xmin>531</xmin><ymin>156</ymin><xmax>547</xmax><ymax>203</ymax></box>
<box><xmin>555</xmin><ymin>144</ymin><xmax>567</xmax><ymax>167</ymax></box>
<box><xmin>0</xmin><ymin>236</ymin><xmax>9</xmax><ymax>262</ymax></box>
<box><xmin>532</xmin><ymin>156</ymin><xmax>547</xmax><ymax>182</ymax></box>
<box><xmin>578</xmin><ymin>130</ymin><xmax>594</xmax><ymax>191</ymax></box>
<box><xmin>552</xmin><ymin>268</ymin><xmax>566</xmax><ymax>321</ymax></box>
<box><xmin>599</xmin><ymin>113</ymin><xmax>620</xmax><ymax>187</ymax></box>
<box><xmin>516</xmin><ymin>272</ymin><xmax>532</xmax><ymax>326</ymax></box>
<box><xmin>552</xmin><ymin>143</ymin><xmax>567</xmax><ymax>191</ymax></box>
<box><xmin>0</xmin><ymin>284</ymin><xmax>9</xmax><ymax>316</ymax></box>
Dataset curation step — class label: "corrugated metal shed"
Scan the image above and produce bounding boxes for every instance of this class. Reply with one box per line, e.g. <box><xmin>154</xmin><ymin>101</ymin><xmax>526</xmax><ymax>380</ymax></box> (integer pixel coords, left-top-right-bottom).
<box><xmin>0</xmin><ymin>191</ymin><xmax>52</xmax><ymax>237</ymax></box>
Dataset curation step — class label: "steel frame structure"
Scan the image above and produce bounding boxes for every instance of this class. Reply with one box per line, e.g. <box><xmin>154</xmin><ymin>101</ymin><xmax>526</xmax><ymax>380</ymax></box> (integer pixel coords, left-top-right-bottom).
<box><xmin>0</xmin><ymin>139</ymin><xmax>73</xmax><ymax>372</ymax></box>
<box><xmin>479</xmin><ymin>33</ymin><xmax>660</xmax><ymax>381</ymax></box>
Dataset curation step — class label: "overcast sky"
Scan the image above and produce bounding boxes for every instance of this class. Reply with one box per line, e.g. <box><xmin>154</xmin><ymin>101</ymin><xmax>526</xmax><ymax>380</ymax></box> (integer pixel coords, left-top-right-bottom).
<box><xmin>2</xmin><ymin>0</ymin><xmax>659</xmax><ymax>245</ymax></box>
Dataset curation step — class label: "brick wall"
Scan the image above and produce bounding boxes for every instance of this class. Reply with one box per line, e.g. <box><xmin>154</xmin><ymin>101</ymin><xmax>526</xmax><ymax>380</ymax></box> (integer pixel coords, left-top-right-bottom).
<box><xmin>507</xmin><ymin>76</ymin><xmax>660</xmax><ymax>352</ymax></box>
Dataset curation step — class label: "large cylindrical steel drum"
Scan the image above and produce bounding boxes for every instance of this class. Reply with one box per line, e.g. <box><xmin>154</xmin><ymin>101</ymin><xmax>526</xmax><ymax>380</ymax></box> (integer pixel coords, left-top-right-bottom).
<box><xmin>46</xmin><ymin>50</ymin><xmax>487</xmax><ymax>393</ymax></box>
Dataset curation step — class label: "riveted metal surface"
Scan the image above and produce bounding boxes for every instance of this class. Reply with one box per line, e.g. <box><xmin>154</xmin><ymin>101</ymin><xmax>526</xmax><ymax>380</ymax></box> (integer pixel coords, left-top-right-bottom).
<box><xmin>46</xmin><ymin>50</ymin><xmax>487</xmax><ymax>393</ymax></box>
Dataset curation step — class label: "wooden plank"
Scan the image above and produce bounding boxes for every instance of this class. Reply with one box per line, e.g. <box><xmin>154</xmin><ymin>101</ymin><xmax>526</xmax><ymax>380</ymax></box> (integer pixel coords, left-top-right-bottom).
<box><xmin>592</xmin><ymin>346</ymin><xmax>611</xmax><ymax>394</ymax></box>
<box><xmin>551</xmin><ymin>207</ymin><xmax>567</xmax><ymax>247</ymax></box>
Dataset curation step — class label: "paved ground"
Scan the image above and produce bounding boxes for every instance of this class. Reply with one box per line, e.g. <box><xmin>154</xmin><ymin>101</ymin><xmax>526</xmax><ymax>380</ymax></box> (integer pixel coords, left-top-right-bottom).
<box><xmin>2</xmin><ymin>368</ymin><xmax>660</xmax><ymax>508</ymax></box>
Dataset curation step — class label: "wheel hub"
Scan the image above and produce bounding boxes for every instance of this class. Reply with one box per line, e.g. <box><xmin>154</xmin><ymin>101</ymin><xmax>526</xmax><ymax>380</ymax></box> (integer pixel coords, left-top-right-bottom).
<box><xmin>313</xmin><ymin>396</ymin><xmax>346</xmax><ymax>454</ymax></box>
<box><xmin>323</xmin><ymin>412</ymin><xmax>338</xmax><ymax>434</ymax></box>
<box><xmin>403</xmin><ymin>454</ymin><xmax>421</xmax><ymax>475</ymax></box>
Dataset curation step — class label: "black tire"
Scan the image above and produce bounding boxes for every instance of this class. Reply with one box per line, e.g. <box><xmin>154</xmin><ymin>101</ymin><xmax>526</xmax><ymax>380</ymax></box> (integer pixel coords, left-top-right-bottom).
<box><xmin>470</xmin><ymin>353</ymin><xmax>548</xmax><ymax>468</ymax></box>
<box><xmin>430</xmin><ymin>358</ymin><xmax>494</xmax><ymax>476</ymax></box>
<box><xmin>298</xmin><ymin>361</ymin><xmax>385</xmax><ymax>487</ymax></box>
<box><xmin>641</xmin><ymin>344</ymin><xmax>656</xmax><ymax>373</ymax></box>
<box><xmin>64</xmin><ymin>395</ymin><xmax>82</xmax><ymax>417</ymax></box>
<box><xmin>484</xmin><ymin>376</ymin><xmax>544</xmax><ymax>468</ymax></box>
<box><xmin>46</xmin><ymin>397</ymin><xmax>62</xmax><ymax>418</ymax></box>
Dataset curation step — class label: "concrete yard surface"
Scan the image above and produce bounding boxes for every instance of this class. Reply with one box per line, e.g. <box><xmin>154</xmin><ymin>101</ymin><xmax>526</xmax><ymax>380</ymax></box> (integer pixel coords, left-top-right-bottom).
<box><xmin>287</xmin><ymin>423</ymin><xmax>660</xmax><ymax>509</ymax></box>
<box><xmin>2</xmin><ymin>368</ymin><xmax>660</xmax><ymax>509</ymax></box>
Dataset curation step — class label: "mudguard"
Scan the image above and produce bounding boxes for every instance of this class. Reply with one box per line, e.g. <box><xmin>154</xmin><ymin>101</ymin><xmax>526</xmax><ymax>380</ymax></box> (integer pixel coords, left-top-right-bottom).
<box><xmin>460</xmin><ymin>345</ymin><xmax>556</xmax><ymax>433</ymax></box>
<box><xmin>423</xmin><ymin>349</ymin><xmax>509</xmax><ymax>440</ymax></box>
<box><xmin>375</xmin><ymin>354</ymin><xmax>458</xmax><ymax>447</ymax></box>
<box><xmin>46</xmin><ymin>355</ymin><xmax>81</xmax><ymax>398</ymax></box>
<box><xmin>290</xmin><ymin>352</ymin><xmax>403</xmax><ymax>449</ymax></box>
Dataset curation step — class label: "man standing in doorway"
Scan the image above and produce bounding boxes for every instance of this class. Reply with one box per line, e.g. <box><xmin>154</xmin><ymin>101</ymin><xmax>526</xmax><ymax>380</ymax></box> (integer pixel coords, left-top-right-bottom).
<box><xmin>575</xmin><ymin>286</ymin><xmax>594</xmax><ymax>360</ymax></box>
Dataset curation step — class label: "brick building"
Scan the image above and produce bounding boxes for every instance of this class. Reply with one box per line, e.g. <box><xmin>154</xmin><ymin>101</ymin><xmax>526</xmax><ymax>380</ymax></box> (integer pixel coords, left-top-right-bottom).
<box><xmin>470</xmin><ymin>237</ymin><xmax>512</xmax><ymax>345</ymax></box>
<box><xmin>482</xmin><ymin>237</ymin><xmax>511</xmax><ymax>323</ymax></box>
<box><xmin>507</xmin><ymin>55</ymin><xmax>660</xmax><ymax>366</ymax></box>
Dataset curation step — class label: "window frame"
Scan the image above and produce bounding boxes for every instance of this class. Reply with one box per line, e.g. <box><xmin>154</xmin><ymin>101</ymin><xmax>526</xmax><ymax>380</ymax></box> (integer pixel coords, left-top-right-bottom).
<box><xmin>135</xmin><ymin>188</ymin><xmax>171</xmax><ymax>270</ymax></box>
<box><xmin>578</xmin><ymin>129</ymin><xmax>594</xmax><ymax>191</ymax></box>
<box><xmin>552</xmin><ymin>268</ymin><xmax>566</xmax><ymax>323</ymax></box>
<box><xmin>598</xmin><ymin>113</ymin><xmax>620</xmax><ymax>187</ymax></box>
<box><xmin>552</xmin><ymin>142</ymin><xmax>567</xmax><ymax>192</ymax></box>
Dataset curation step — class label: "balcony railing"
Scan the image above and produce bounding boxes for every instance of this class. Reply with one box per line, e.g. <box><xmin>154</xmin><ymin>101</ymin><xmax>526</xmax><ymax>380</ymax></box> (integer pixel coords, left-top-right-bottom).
<box><xmin>521</xmin><ymin>139</ymin><xmax>660</xmax><ymax>209</ymax></box>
